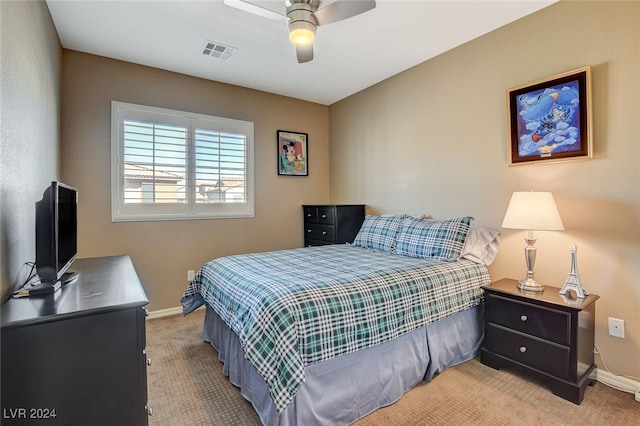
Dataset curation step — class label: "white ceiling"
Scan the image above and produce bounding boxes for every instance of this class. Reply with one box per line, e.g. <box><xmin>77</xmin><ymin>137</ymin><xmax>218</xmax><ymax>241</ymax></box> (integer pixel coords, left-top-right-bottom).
<box><xmin>46</xmin><ymin>0</ymin><xmax>556</xmax><ymax>105</ymax></box>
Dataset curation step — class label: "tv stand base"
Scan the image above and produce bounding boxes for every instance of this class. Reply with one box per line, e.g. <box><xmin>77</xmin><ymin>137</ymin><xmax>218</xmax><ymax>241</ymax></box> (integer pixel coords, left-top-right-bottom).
<box><xmin>28</xmin><ymin>281</ymin><xmax>61</xmax><ymax>296</ymax></box>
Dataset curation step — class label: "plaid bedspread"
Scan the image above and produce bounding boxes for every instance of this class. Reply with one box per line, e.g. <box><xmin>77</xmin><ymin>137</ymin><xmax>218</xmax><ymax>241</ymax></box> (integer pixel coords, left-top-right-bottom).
<box><xmin>181</xmin><ymin>244</ymin><xmax>490</xmax><ymax>413</ymax></box>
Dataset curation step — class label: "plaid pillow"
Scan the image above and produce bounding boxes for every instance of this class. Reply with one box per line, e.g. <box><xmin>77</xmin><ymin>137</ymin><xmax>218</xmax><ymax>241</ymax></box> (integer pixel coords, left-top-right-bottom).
<box><xmin>395</xmin><ymin>216</ymin><xmax>474</xmax><ymax>262</ymax></box>
<box><xmin>352</xmin><ymin>215</ymin><xmax>407</xmax><ymax>253</ymax></box>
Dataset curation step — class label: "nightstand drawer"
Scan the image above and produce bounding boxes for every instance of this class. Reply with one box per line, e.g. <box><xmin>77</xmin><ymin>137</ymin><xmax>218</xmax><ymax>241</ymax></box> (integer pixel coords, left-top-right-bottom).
<box><xmin>485</xmin><ymin>324</ymin><xmax>571</xmax><ymax>380</ymax></box>
<box><xmin>305</xmin><ymin>224</ymin><xmax>335</xmax><ymax>242</ymax></box>
<box><xmin>486</xmin><ymin>293</ymin><xmax>571</xmax><ymax>346</ymax></box>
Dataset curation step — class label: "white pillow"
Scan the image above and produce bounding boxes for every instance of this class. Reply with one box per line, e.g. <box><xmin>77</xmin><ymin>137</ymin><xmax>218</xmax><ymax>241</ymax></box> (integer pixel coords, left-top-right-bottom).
<box><xmin>460</xmin><ymin>225</ymin><xmax>500</xmax><ymax>265</ymax></box>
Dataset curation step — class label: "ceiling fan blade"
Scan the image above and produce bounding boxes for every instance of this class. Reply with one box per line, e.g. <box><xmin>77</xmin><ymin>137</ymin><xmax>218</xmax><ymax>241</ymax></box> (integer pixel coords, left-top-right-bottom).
<box><xmin>296</xmin><ymin>44</ymin><xmax>313</xmax><ymax>63</ymax></box>
<box><xmin>223</xmin><ymin>0</ymin><xmax>287</xmax><ymax>22</ymax></box>
<box><xmin>313</xmin><ymin>0</ymin><xmax>376</xmax><ymax>26</ymax></box>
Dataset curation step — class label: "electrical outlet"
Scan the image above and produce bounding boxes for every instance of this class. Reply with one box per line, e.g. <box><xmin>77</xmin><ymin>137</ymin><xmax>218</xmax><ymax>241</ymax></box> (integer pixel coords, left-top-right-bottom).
<box><xmin>187</xmin><ymin>269</ymin><xmax>195</xmax><ymax>282</ymax></box>
<box><xmin>608</xmin><ymin>317</ymin><xmax>625</xmax><ymax>338</ymax></box>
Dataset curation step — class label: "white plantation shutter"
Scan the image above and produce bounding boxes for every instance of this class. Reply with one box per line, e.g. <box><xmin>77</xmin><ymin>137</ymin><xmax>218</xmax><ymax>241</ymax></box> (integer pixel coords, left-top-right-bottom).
<box><xmin>194</xmin><ymin>127</ymin><xmax>247</xmax><ymax>205</ymax></box>
<box><xmin>123</xmin><ymin>121</ymin><xmax>187</xmax><ymax>204</ymax></box>
<box><xmin>111</xmin><ymin>101</ymin><xmax>253</xmax><ymax>221</ymax></box>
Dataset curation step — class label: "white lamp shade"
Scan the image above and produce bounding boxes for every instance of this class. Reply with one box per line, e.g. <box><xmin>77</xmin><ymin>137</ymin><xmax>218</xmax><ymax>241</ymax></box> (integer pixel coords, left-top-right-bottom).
<box><xmin>501</xmin><ymin>192</ymin><xmax>564</xmax><ymax>231</ymax></box>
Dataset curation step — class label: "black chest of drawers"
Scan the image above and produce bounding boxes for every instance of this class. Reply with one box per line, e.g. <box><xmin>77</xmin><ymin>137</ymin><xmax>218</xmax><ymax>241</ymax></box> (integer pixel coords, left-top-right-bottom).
<box><xmin>480</xmin><ymin>278</ymin><xmax>599</xmax><ymax>404</ymax></box>
<box><xmin>1</xmin><ymin>255</ymin><xmax>150</xmax><ymax>425</ymax></box>
<box><xmin>302</xmin><ymin>205</ymin><xmax>365</xmax><ymax>246</ymax></box>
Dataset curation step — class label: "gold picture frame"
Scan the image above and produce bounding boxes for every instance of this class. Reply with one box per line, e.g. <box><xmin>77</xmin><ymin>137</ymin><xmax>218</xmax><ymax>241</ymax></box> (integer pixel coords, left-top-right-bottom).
<box><xmin>507</xmin><ymin>66</ymin><xmax>593</xmax><ymax>166</ymax></box>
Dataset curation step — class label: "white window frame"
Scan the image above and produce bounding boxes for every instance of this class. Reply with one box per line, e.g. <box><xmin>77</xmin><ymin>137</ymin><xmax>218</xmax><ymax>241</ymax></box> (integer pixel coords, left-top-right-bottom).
<box><xmin>111</xmin><ymin>101</ymin><xmax>254</xmax><ymax>222</ymax></box>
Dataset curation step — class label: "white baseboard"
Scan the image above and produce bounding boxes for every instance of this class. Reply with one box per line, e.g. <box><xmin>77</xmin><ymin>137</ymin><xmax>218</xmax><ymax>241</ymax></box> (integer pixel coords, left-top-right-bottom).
<box><xmin>597</xmin><ymin>369</ymin><xmax>640</xmax><ymax>398</ymax></box>
<box><xmin>146</xmin><ymin>306</ymin><xmax>183</xmax><ymax>319</ymax></box>
<box><xmin>147</xmin><ymin>305</ymin><xmax>208</xmax><ymax>319</ymax></box>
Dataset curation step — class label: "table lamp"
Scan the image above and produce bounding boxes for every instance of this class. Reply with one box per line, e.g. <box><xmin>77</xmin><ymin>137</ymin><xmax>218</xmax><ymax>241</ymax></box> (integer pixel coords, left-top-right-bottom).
<box><xmin>501</xmin><ymin>191</ymin><xmax>564</xmax><ymax>292</ymax></box>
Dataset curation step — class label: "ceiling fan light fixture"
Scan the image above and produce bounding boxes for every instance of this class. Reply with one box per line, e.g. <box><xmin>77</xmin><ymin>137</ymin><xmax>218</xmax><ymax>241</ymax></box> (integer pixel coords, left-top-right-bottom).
<box><xmin>287</xmin><ymin>1</ymin><xmax>318</xmax><ymax>46</ymax></box>
<box><xmin>289</xmin><ymin>21</ymin><xmax>316</xmax><ymax>46</ymax></box>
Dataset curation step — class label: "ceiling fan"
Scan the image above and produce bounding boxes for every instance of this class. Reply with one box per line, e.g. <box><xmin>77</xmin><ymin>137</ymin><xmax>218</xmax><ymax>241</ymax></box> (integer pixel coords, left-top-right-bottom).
<box><xmin>224</xmin><ymin>0</ymin><xmax>376</xmax><ymax>63</ymax></box>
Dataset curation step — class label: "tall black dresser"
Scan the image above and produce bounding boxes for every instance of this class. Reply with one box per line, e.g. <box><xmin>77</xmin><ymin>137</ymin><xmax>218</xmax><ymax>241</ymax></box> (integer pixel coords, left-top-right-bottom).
<box><xmin>302</xmin><ymin>204</ymin><xmax>365</xmax><ymax>246</ymax></box>
<box><xmin>1</xmin><ymin>255</ymin><xmax>150</xmax><ymax>425</ymax></box>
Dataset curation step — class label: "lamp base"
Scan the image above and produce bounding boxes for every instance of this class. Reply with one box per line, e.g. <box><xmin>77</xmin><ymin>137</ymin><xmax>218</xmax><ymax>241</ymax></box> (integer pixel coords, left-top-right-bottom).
<box><xmin>517</xmin><ymin>277</ymin><xmax>545</xmax><ymax>292</ymax></box>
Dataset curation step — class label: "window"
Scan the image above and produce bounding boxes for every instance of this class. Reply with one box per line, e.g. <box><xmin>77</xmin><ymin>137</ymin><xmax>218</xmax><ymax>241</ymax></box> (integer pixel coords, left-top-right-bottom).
<box><xmin>111</xmin><ymin>101</ymin><xmax>254</xmax><ymax>221</ymax></box>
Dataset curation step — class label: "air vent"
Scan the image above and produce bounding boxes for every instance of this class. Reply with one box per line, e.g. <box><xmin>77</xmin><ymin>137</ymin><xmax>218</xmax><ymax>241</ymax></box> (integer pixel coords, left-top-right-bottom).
<box><xmin>202</xmin><ymin>40</ymin><xmax>237</xmax><ymax>60</ymax></box>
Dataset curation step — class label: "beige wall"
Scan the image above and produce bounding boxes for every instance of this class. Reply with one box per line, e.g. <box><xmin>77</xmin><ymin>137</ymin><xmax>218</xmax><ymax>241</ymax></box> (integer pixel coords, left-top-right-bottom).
<box><xmin>0</xmin><ymin>0</ymin><xmax>61</xmax><ymax>301</ymax></box>
<box><xmin>329</xmin><ymin>1</ymin><xmax>640</xmax><ymax>378</ymax></box>
<box><xmin>60</xmin><ymin>51</ymin><xmax>330</xmax><ymax>311</ymax></box>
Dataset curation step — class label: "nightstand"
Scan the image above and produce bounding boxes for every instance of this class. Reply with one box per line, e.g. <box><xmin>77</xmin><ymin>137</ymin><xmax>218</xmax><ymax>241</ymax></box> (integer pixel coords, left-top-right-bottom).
<box><xmin>480</xmin><ymin>278</ymin><xmax>599</xmax><ymax>404</ymax></box>
<box><xmin>302</xmin><ymin>205</ymin><xmax>365</xmax><ymax>247</ymax></box>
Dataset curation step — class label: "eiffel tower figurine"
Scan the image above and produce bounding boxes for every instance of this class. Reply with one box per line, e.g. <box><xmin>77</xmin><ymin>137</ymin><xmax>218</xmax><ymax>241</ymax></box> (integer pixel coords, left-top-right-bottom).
<box><xmin>559</xmin><ymin>243</ymin><xmax>589</xmax><ymax>299</ymax></box>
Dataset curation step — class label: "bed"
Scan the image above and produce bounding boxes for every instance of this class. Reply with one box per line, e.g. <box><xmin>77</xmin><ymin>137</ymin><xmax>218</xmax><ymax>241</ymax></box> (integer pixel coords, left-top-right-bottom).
<box><xmin>182</xmin><ymin>215</ymin><xmax>499</xmax><ymax>425</ymax></box>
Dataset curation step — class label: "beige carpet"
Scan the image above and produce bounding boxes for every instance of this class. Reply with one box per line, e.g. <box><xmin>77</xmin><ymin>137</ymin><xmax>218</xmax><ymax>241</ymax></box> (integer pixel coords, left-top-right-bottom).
<box><xmin>147</xmin><ymin>310</ymin><xmax>640</xmax><ymax>425</ymax></box>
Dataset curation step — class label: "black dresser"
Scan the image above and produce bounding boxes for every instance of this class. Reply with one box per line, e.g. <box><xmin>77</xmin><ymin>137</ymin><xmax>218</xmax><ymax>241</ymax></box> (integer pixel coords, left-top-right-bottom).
<box><xmin>1</xmin><ymin>255</ymin><xmax>150</xmax><ymax>425</ymax></box>
<box><xmin>302</xmin><ymin>205</ymin><xmax>365</xmax><ymax>246</ymax></box>
<box><xmin>481</xmin><ymin>278</ymin><xmax>599</xmax><ymax>404</ymax></box>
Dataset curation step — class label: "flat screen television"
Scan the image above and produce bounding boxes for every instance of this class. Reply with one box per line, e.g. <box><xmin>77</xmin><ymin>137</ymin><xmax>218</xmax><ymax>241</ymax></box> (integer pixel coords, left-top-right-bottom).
<box><xmin>35</xmin><ymin>181</ymin><xmax>78</xmax><ymax>291</ymax></box>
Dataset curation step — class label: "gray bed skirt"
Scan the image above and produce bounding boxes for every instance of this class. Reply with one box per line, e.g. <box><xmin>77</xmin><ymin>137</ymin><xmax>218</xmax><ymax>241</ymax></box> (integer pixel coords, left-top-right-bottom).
<box><xmin>202</xmin><ymin>303</ymin><xmax>484</xmax><ymax>426</ymax></box>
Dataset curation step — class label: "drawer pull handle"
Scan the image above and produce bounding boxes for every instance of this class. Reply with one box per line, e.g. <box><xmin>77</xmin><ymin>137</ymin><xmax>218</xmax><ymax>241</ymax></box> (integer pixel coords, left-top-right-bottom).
<box><xmin>321</xmin><ymin>214</ymin><xmax>327</xmax><ymax>219</ymax></box>
<box><xmin>322</xmin><ymin>231</ymin><xmax>327</xmax><ymax>235</ymax></box>
<box><xmin>519</xmin><ymin>346</ymin><xmax>527</xmax><ymax>353</ymax></box>
<box><xmin>307</xmin><ymin>213</ymin><xmax>312</xmax><ymax>217</ymax></box>
<box><xmin>147</xmin><ymin>358</ymin><xmax>152</xmax><ymax>366</ymax></box>
<box><xmin>520</xmin><ymin>315</ymin><xmax>528</xmax><ymax>322</ymax></box>
<box><xmin>307</xmin><ymin>229</ymin><xmax>312</xmax><ymax>233</ymax></box>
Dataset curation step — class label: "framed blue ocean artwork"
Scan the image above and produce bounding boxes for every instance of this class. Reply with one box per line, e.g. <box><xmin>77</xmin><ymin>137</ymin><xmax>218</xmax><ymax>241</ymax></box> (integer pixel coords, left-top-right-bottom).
<box><xmin>507</xmin><ymin>66</ymin><xmax>593</xmax><ymax>166</ymax></box>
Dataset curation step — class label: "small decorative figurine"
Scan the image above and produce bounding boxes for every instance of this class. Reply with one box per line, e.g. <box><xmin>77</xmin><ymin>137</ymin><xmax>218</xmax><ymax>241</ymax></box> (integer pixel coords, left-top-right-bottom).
<box><xmin>559</xmin><ymin>243</ymin><xmax>589</xmax><ymax>298</ymax></box>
